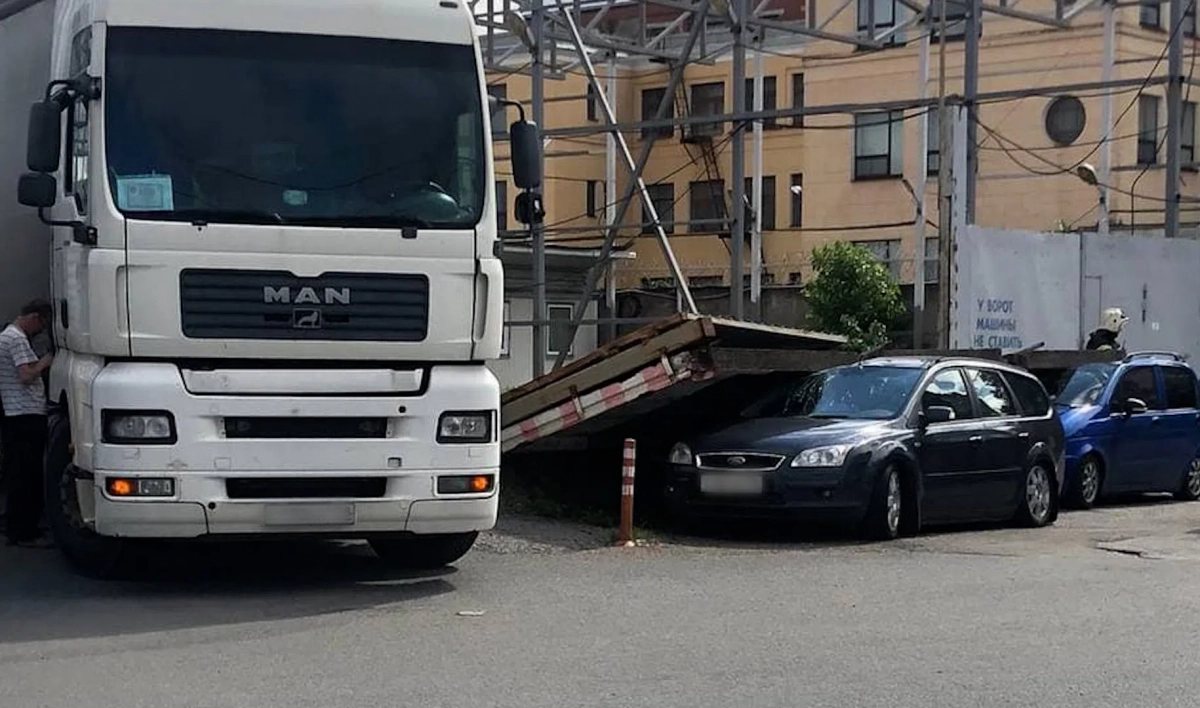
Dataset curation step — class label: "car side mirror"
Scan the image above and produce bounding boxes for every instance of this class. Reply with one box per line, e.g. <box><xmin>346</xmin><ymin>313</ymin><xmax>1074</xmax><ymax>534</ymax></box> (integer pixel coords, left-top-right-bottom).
<box><xmin>1117</xmin><ymin>397</ymin><xmax>1148</xmax><ymax>416</ymax></box>
<box><xmin>922</xmin><ymin>405</ymin><xmax>955</xmax><ymax>425</ymax></box>
<box><xmin>17</xmin><ymin>172</ymin><xmax>57</xmax><ymax>208</ymax></box>
<box><xmin>509</xmin><ymin>120</ymin><xmax>543</xmax><ymax>191</ymax></box>
<box><xmin>26</xmin><ymin>100</ymin><xmax>64</xmax><ymax>173</ymax></box>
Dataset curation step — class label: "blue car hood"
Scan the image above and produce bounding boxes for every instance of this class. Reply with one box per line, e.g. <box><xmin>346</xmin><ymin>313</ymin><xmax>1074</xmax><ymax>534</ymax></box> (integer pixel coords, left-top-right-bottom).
<box><xmin>1056</xmin><ymin>404</ymin><xmax>1100</xmax><ymax>437</ymax></box>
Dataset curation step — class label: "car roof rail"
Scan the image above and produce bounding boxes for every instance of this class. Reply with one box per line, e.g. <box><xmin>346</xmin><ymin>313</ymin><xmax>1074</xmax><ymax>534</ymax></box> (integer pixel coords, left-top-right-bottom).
<box><xmin>1123</xmin><ymin>350</ymin><xmax>1188</xmax><ymax>363</ymax></box>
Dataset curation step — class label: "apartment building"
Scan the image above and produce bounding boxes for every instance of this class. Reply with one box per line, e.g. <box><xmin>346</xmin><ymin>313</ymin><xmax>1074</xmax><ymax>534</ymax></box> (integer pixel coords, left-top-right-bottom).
<box><xmin>488</xmin><ymin>0</ymin><xmax>1199</xmax><ymax>292</ymax></box>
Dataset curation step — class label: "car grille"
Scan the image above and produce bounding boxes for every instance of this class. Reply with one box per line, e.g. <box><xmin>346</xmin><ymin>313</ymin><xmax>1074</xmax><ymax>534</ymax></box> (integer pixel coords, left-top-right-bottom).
<box><xmin>696</xmin><ymin>452</ymin><xmax>786</xmax><ymax>471</ymax></box>
<box><xmin>179</xmin><ymin>269</ymin><xmax>429</xmax><ymax>341</ymax></box>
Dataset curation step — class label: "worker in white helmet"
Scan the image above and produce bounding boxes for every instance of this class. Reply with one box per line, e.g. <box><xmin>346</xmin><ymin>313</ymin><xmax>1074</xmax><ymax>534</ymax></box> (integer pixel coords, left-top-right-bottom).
<box><xmin>1085</xmin><ymin>307</ymin><xmax>1129</xmax><ymax>353</ymax></box>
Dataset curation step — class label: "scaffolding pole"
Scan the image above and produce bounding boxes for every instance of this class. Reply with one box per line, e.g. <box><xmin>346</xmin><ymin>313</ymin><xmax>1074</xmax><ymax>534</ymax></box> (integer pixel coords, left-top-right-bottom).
<box><xmin>730</xmin><ymin>0</ymin><xmax>748</xmax><ymax>320</ymax></box>
<box><xmin>1165</xmin><ymin>0</ymin><xmax>1184</xmax><ymax>238</ymax></box>
<box><xmin>750</xmin><ymin>32</ymin><xmax>765</xmax><ymax>318</ymax></box>
<box><xmin>550</xmin><ymin>1</ymin><xmax>705</xmax><ymax>371</ymax></box>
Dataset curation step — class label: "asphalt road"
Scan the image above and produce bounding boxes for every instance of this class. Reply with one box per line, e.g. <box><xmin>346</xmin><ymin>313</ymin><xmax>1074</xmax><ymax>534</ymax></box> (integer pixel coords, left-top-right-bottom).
<box><xmin>2</xmin><ymin>499</ymin><xmax>1200</xmax><ymax>708</ymax></box>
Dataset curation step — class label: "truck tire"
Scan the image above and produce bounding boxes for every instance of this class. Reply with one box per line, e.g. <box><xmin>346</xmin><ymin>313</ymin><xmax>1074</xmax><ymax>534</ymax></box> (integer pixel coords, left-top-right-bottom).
<box><xmin>369</xmin><ymin>532</ymin><xmax>479</xmax><ymax>569</ymax></box>
<box><xmin>44</xmin><ymin>411</ymin><xmax>128</xmax><ymax>579</ymax></box>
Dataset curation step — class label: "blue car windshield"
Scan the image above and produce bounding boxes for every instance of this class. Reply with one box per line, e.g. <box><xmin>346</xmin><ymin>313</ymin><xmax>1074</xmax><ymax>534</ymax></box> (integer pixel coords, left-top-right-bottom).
<box><xmin>1056</xmin><ymin>363</ymin><xmax>1117</xmax><ymax>407</ymax></box>
<box><xmin>767</xmin><ymin>366</ymin><xmax>925</xmax><ymax>420</ymax></box>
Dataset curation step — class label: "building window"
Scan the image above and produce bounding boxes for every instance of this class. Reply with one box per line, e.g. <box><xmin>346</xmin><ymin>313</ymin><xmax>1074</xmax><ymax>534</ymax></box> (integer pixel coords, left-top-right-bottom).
<box><xmin>500</xmin><ymin>301</ymin><xmax>511</xmax><ymax>357</ymax></box>
<box><xmin>586</xmin><ymin>83</ymin><xmax>599</xmax><ymax>122</ymax></box>
<box><xmin>857</xmin><ymin>0</ymin><xmax>896</xmax><ymax>31</ymax></box>
<box><xmin>924</xmin><ymin>238</ymin><xmax>939</xmax><ymax>283</ymax></box>
<box><xmin>789</xmin><ymin>173</ymin><xmax>803</xmax><ymax>227</ymax></box>
<box><xmin>496</xmin><ymin>181</ymin><xmax>508</xmax><ymax>231</ymax></box>
<box><xmin>1140</xmin><ymin>0</ymin><xmax>1162</xmax><ymax>28</ymax></box>
<box><xmin>689</xmin><ymin>179</ymin><xmax>727</xmax><ymax>233</ymax></box>
<box><xmin>488</xmin><ymin>84</ymin><xmax>508</xmax><ymax>136</ymax></box>
<box><xmin>547</xmin><ymin>304</ymin><xmax>574</xmax><ymax>358</ymax></box>
<box><xmin>854</xmin><ymin>111</ymin><xmax>904</xmax><ymax>179</ymax></box>
<box><xmin>859</xmin><ymin>239</ymin><xmax>902</xmax><ymax>280</ymax></box>
<box><xmin>930</xmin><ymin>0</ymin><xmax>967</xmax><ymax>41</ymax></box>
<box><xmin>1045</xmin><ymin>95</ymin><xmax>1086</xmax><ymax>146</ymax></box>
<box><xmin>690</xmin><ymin>82</ymin><xmax>725</xmax><ymax>137</ymax></box>
<box><xmin>586</xmin><ymin>180</ymin><xmax>605</xmax><ymax>218</ymax></box>
<box><xmin>791</xmin><ymin>73</ymin><xmax>805</xmax><ymax>128</ymax></box>
<box><xmin>641</xmin><ymin>87</ymin><xmax>673</xmax><ymax>139</ymax></box>
<box><xmin>1138</xmin><ymin>94</ymin><xmax>1160</xmax><ymax>165</ymax></box>
<box><xmin>744</xmin><ymin>76</ymin><xmax>778</xmax><ymax>128</ymax></box>
<box><xmin>1184</xmin><ymin>101</ymin><xmax>1196</xmax><ymax>165</ymax></box>
<box><xmin>641</xmin><ymin>183</ymin><xmax>675</xmax><ymax>234</ymax></box>
<box><xmin>926</xmin><ymin>106</ymin><xmax>940</xmax><ymax>174</ymax></box>
<box><xmin>744</xmin><ymin>176</ymin><xmax>777</xmax><ymax>231</ymax></box>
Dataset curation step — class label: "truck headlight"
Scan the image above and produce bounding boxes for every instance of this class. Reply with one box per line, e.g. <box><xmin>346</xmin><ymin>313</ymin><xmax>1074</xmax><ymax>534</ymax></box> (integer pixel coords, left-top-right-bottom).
<box><xmin>437</xmin><ymin>411</ymin><xmax>493</xmax><ymax>443</ymax></box>
<box><xmin>668</xmin><ymin>442</ymin><xmax>694</xmax><ymax>466</ymax></box>
<box><xmin>102</xmin><ymin>410</ymin><xmax>176</xmax><ymax>444</ymax></box>
<box><xmin>791</xmin><ymin>444</ymin><xmax>853</xmax><ymax>468</ymax></box>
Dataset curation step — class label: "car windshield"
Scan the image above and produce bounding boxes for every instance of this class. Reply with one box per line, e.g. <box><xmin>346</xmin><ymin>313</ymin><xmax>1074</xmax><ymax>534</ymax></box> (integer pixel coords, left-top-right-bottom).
<box><xmin>1055</xmin><ymin>363</ymin><xmax>1117</xmax><ymax>407</ymax></box>
<box><xmin>104</xmin><ymin>27</ymin><xmax>486</xmax><ymax>228</ymax></box>
<box><xmin>754</xmin><ymin>365</ymin><xmax>924</xmax><ymax>420</ymax></box>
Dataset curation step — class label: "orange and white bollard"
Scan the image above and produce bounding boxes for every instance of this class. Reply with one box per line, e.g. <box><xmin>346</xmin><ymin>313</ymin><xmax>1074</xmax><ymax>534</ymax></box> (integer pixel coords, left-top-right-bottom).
<box><xmin>617</xmin><ymin>438</ymin><xmax>636</xmax><ymax>546</ymax></box>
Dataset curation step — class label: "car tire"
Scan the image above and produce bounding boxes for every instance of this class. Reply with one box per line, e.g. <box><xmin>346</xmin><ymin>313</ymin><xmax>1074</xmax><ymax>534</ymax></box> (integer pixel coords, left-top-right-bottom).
<box><xmin>1066</xmin><ymin>455</ymin><xmax>1103</xmax><ymax>510</ymax></box>
<box><xmin>1173</xmin><ymin>455</ymin><xmax>1200</xmax><ymax>501</ymax></box>
<box><xmin>1016</xmin><ymin>460</ymin><xmax>1055</xmax><ymax>528</ymax></box>
<box><xmin>44</xmin><ymin>411</ymin><xmax>130</xmax><ymax>580</ymax></box>
<box><xmin>369</xmin><ymin>532</ymin><xmax>479</xmax><ymax>569</ymax></box>
<box><xmin>860</xmin><ymin>465</ymin><xmax>903</xmax><ymax>541</ymax></box>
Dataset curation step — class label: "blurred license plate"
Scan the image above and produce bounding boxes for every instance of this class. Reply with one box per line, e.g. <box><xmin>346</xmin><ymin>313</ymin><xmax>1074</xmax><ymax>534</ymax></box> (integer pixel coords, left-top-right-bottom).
<box><xmin>700</xmin><ymin>474</ymin><xmax>763</xmax><ymax>496</ymax></box>
<box><xmin>263</xmin><ymin>503</ymin><xmax>356</xmax><ymax>526</ymax></box>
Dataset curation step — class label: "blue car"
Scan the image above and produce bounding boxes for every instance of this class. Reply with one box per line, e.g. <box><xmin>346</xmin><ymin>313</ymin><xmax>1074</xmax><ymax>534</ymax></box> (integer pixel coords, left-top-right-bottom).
<box><xmin>1055</xmin><ymin>352</ymin><xmax>1200</xmax><ymax>508</ymax></box>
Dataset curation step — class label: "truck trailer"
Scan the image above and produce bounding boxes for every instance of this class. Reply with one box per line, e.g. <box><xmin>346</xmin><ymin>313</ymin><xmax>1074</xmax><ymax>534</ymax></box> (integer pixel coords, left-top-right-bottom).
<box><xmin>0</xmin><ymin>0</ymin><xmax>540</xmax><ymax>577</ymax></box>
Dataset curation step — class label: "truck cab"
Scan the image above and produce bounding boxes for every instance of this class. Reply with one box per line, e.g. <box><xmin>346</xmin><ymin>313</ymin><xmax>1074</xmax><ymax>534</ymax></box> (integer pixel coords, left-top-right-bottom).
<box><xmin>11</xmin><ymin>0</ymin><xmax>542</xmax><ymax>577</ymax></box>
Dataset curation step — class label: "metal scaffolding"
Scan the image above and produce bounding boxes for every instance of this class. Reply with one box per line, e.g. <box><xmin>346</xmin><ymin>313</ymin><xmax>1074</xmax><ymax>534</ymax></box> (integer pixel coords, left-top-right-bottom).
<box><xmin>477</xmin><ymin>0</ymin><xmax>1187</xmax><ymax>367</ymax></box>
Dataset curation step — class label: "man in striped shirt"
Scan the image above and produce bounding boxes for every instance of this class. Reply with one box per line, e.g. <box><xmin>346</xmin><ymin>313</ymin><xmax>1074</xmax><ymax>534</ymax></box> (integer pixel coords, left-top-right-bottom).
<box><xmin>0</xmin><ymin>299</ymin><xmax>53</xmax><ymax>547</ymax></box>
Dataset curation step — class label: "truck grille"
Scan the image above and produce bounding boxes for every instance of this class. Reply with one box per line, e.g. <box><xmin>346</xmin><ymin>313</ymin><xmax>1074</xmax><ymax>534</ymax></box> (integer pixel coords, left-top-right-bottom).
<box><xmin>226</xmin><ymin>478</ymin><xmax>388</xmax><ymax>499</ymax></box>
<box><xmin>223</xmin><ymin>417</ymin><xmax>388</xmax><ymax>439</ymax></box>
<box><xmin>179</xmin><ymin>269</ymin><xmax>429</xmax><ymax>341</ymax></box>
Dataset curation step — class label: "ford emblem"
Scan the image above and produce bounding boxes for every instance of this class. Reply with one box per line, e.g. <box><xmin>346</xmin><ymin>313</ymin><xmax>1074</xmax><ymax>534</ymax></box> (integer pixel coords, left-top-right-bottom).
<box><xmin>727</xmin><ymin>455</ymin><xmax>746</xmax><ymax>466</ymax></box>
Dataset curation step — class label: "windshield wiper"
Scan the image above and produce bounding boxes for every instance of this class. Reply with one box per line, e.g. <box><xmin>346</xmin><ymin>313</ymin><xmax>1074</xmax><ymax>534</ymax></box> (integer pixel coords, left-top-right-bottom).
<box><xmin>302</xmin><ymin>215</ymin><xmax>436</xmax><ymax>229</ymax></box>
<box><xmin>128</xmin><ymin>208</ymin><xmax>291</xmax><ymax>226</ymax></box>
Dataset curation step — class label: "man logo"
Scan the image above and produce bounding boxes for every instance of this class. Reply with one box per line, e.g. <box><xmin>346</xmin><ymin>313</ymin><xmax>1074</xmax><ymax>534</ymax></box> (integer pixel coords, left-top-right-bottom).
<box><xmin>292</xmin><ymin>308</ymin><xmax>323</xmax><ymax>329</ymax></box>
<box><xmin>263</xmin><ymin>286</ymin><xmax>351</xmax><ymax>305</ymax></box>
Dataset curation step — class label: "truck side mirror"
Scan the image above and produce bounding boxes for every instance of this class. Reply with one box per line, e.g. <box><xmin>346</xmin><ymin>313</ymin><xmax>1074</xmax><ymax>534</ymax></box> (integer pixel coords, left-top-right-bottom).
<box><xmin>27</xmin><ymin>100</ymin><xmax>64</xmax><ymax>173</ymax></box>
<box><xmin>509</xmin><ymin>121</ymin><xmax>543</xmax><ymax>191</ymax></box>
<box><xmin>18</xmin><ymin>172</ymin><xmax>57</xmax><ymax>208</ymax></box>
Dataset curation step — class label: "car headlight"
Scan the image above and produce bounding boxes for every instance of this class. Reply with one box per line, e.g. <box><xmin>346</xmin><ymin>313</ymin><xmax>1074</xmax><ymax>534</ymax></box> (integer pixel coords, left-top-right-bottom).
<box><xmin>437</xmin><ymin>411</ymin><xmax>494</xmax><ymax>443</ymax></box>
<box><xmin>791</xmin><ymin>444</ymin><xmax>853</xmax><ymax>468</ymax></box>
<box><xmin>668</xmin><ymin>442</ymin><xmax>694</xmax><ymax>466</ymax></box>
<box><xmin>101</xmin><ymin>410</ymin><xmax>176</xmax><ymax>444</ymax></box>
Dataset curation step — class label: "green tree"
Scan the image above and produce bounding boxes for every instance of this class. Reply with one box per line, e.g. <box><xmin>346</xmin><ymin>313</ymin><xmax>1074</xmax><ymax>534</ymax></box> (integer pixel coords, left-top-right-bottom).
<box><xmin>804</xmin><ymin>241</ymin><xmax>905</xmax><ymax>352</ymax></box>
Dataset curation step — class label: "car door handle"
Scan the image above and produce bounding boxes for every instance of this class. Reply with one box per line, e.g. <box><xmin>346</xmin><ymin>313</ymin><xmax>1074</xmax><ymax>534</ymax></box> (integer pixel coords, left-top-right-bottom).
<box><xmin>1151</xmin><ymin>416</ymin><xmax>1161</xmax><ymax>424</ymax></box>
<box><xmin>1018</xmin><ymin>431</ymin><xmax>1030</xmax><ymax>439</ymax></box>
<box><xmin>969</xmin><ymin>435</ymin><xmax>984</xmax><ymax>444</ymax></box>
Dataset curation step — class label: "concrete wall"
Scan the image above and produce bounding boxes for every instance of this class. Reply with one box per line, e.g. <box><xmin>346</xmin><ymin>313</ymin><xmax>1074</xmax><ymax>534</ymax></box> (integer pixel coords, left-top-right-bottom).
<box><xmin>0</xmin><ymin>0</ymin><xmax>53</xmax><ymax>319</ymax></box>
<box><xmin>953</xmin><ymin>225</ymin><xmax>1200</xmax><ymax>361</ymax></box>
<box><xmin>490</xmin><ymin>1</ymin><xmax>1200</xmax><ymax>288</ymax></box>
<box><xmin>488</xmin><ymin>297</ymin><xmax>599</xmax><ymax>392</ymax></box>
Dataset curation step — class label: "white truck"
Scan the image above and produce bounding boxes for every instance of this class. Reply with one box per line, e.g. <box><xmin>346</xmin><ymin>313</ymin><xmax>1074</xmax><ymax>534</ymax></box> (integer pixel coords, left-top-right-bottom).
<box><xmin>0</xmin><ymin>0</ymin><xmax>541</xmax><ymax>577</ymax></box>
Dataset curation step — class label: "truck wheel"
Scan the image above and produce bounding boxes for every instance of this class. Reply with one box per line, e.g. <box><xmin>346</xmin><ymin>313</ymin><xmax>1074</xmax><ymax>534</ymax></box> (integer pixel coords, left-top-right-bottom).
<box><xmin>44</xmin><ymin>411</ymin><xmax>128</xmax><ymax>579</ymax></box>
<box><xmin>369</xmin><ymin>532</ymin><xmax>479</xmax><ymax>569</ymax></box>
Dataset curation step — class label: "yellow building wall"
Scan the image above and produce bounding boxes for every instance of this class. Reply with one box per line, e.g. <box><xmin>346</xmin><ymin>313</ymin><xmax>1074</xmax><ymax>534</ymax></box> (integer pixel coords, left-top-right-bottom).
<box><xmin>488</xmin><ymin>0</ymin><xmax>1200</xmax><ymax>288</ymax></box>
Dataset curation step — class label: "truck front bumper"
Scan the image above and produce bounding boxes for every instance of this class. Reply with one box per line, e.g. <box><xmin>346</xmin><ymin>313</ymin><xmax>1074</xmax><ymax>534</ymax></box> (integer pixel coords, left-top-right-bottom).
<box><xmin>92</xmin><ymin>472</ymin><xmax>499</xmax><ymax>538</ymax></box>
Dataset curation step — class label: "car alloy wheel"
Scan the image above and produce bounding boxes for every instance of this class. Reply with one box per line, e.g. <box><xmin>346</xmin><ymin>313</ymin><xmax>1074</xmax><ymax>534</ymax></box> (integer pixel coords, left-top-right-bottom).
<box><xmin>885</xmin><ymin>470</ymin><xmax>902</xmax><ymax>536</ymax></box>
<box><xmin>1025</xmin><ymin>464</ymin><xmax>1052</xmax><ymax>525</ymax></box>
<box><xmin>1187</xmin><ymin>457</ymin><xmax>1200</xmax><ymax>498</ymax></box>
<box><xmin>1080</xmin><ymin>459</ymin><xmax>1101</xmax><ymax>506</ymax></box>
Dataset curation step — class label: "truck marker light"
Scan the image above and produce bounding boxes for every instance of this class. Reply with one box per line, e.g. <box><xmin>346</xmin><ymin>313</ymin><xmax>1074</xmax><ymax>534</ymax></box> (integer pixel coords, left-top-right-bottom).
<box><xmin>106</xmin><ymin>477</ymin><xmax>176</xmax><ymax>498</ymax></box>
<box><xmin>437</xmin><ymin>474</ymin><xmax>495</xmax><ymax>494</ymax></box>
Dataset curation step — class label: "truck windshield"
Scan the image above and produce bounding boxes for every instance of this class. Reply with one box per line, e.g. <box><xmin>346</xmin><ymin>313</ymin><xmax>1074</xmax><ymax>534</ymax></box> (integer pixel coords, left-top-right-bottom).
<box><xmin>104</xmin><ymin>27</ymin><xmax>486</xmax><ymax>229</ymax></box>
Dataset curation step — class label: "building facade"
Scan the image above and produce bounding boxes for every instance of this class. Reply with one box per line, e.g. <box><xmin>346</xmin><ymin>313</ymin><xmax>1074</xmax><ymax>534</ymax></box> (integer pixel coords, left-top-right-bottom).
<box><xmin>488</xmin><ymin>0</ymin><xmax>1200</xmax><ymax>301</ymax></box>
